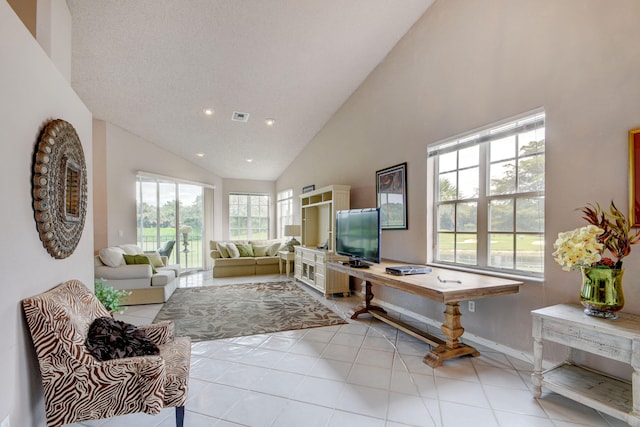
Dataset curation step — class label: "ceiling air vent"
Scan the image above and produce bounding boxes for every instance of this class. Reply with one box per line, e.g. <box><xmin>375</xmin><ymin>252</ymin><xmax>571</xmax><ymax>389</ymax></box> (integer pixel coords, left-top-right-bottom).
<box><xmin>232</xmin><ymin>111</ymin><xmax>250</xmax><ymax>122</ymax></box>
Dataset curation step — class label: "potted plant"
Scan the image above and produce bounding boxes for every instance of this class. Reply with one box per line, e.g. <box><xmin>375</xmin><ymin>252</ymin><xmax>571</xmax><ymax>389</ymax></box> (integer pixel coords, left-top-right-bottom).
<box><xmin>94</xmin><ymin>278</ymin><xmax>131</xmax><ymax>315</ymax></box>
<box><xmin>553</xmin><ymin>201</ymin><xmax>640</xmax><ymax>319</ymax></box>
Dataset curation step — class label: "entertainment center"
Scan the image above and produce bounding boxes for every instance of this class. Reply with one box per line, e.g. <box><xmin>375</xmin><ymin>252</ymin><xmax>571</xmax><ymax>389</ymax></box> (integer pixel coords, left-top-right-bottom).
<box><xmin>294</xmin><ymin>185</ymin><xmax>351</xmax><ymax>296</ymax></box>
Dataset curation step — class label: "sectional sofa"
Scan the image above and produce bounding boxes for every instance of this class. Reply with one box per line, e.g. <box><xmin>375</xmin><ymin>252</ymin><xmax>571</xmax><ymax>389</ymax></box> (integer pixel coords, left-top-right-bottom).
<box><xmin>94</xmin><ymin>244</ymin><xmax>181</xmax><ymax>304</ymax></box>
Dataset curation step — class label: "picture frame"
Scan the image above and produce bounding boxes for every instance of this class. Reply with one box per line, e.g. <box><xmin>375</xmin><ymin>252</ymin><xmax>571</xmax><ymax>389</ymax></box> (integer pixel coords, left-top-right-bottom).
<box><xmin>376</xmin><ymin>162</ymin><xmax>407</xmax><ymax>230</ymax></box>
<box><xmin>302</xmin><ymin>184</ymin><xmax>315</xmax><ymax>193</ymax></box>
<box><xmin>629</xmin><ymin>128</ymin><xmax>640</xmax><ymax>227</ymax></box>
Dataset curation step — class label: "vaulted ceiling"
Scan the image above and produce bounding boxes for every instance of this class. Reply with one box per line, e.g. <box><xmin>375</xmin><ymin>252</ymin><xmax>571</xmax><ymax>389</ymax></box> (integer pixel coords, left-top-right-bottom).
<box><xmin>67</xmin><ymin>0</ymin><xmax>433</xmax><ymax>180</ymax></box>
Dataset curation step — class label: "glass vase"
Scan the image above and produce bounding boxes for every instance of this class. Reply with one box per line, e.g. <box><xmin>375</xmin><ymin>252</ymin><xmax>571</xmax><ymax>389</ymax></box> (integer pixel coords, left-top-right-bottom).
<box><xmin>579</xmin><ymin>267</ymin><xmax>624</xmax><ymax>320</ymax></box>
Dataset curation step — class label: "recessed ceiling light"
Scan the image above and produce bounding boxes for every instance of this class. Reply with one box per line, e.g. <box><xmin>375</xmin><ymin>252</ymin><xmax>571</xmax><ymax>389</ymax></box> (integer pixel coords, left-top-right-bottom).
<box><xmin>265</xmin><ymin>118</ymin><xmax>276</xmax><ymax>126</ymax></box>
<box><xmin>196</xmin><ymin>153</ymin><xmax>205</xmax><ymax>157</ymax></box>
<box><xmin>203</xmin><ymin>108</ymin><xmax>214</xmax><ymax>116</ymax></box>
<box><xmin>246</xmin><ymin>158</ymin><xmax>254</xmax><ymax>163</ymax></box>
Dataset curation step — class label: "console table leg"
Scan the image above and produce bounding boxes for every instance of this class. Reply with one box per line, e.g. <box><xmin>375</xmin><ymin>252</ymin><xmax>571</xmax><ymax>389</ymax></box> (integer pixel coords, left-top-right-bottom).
<box><xmin>532</xmin><ymin>337</ymin><xmax>543</xmax><ymax>398</ymax></box>
<box><xmin>531</xmin><ymin>317</ymin><xmax>543</xmax><ymax>398</ymax></box>
<box><xmin>351</xmin><ymin>280</ymin><xmax>386</xmax><ymax>319</ymax></box>
<box><xmin>441</xmin><ymin>302</ymin><xmax>464</xmax><ymax>348</ymax></box>
<box><xmin>424</xmin><ymin>302</ymin><xmax>480</xmax><ymax>367</ymax></box>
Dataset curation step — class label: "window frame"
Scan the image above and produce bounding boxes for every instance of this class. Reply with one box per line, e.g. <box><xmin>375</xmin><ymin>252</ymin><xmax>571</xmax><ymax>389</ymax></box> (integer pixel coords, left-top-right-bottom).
<box><xmin>277</xmin><ymin>189</ymin><xmax>293</xmax><ymax>239</ymax></box>
<box><xmin>229</xmin><ymin>192</ymin><xmax>270</xmax><ymax>240</ymax></box>
<box><xmin>428</xmin><ymin>110</ymin><xmax>545</xmax><ymax>278</ymax></box>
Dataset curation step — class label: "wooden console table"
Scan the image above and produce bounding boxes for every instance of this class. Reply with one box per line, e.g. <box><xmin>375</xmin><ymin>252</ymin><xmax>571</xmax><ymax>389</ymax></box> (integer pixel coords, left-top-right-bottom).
<box><xmin>532</xmin><ymin>304</ymin><xmax>640</xmax><ymax>426</ymax></box>
<box><xmin>327</xmin><ymin>261</ymin><xmax>522</xmax><ymax>367</ymax></box>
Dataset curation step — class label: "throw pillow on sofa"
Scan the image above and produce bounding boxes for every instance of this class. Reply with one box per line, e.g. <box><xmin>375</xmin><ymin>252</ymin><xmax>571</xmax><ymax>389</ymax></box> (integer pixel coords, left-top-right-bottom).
<box><xmin>146</xmin><ymin>252</ymin><xmax>165</xmax><ymax>268</ymax></box>
<box><xmin>98</xmin><ymin>247</ymin><xmax>126</xmax><ymax>267</ymax></box>
<box><xmin>123</xmin><ymin>254</ymin><xmax>157</xmax><ymax>273</ymax></box>
<box><xmin>237</xmin><ymin>243</ymin><xmax>254</xmax><ymax>257</ymax></box>
<box><xmin>216</xmin><ymin>242</ymin><xmax>230</xmax><ymax>258</ymax></box>
<box><xmin>267</xmin><ymin>241</ymin><xmax>283</xmax><ymax>256</ymax></box>
<box><xmin>252</xmin><ymin>244</ymin><xmax>268</xmax><ymax>257</ymax></box>
<box><xmin>227</xmin><ymin>243</ymin><xmax>240</xmax><ymax>258</ymax></box>
<box><xmin>119</xmin><ymin>244</ymin><xmax>144</xmax><ymax>255</ymax></box>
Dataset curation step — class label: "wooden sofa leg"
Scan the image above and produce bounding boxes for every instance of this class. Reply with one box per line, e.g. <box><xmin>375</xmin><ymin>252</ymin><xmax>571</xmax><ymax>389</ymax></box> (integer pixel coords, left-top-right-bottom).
<box><xmin>176</xmin><ymin>406</ymin><xmax>185</xmax><ymax>427</ymax></box>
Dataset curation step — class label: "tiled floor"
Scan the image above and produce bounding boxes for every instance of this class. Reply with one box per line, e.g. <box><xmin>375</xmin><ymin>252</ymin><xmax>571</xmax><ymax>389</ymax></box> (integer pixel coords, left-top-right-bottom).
<box><xmin>72</xmin><ymin>272</ymin><xmax>626</xmax><ymax>427</ymax></box>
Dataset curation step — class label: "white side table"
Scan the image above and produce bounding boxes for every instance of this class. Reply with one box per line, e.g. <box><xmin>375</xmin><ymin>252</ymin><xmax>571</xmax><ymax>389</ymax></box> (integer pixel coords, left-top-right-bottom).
<box><xmin>531</xmin><ymin>304</ymin><xmax>640</xmax><ymax>426</ymax></box>
<box><xmin>278</xmin><ymin>250</ymin><xmax>295</xmax><ymax>277</ymax></box>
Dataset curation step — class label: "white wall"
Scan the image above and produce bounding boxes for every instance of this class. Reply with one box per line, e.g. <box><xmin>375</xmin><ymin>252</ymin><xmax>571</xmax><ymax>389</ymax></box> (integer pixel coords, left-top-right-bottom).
<box><xmin>0</xmin><ymin>2</ymin><xmax>93</xmax><ymax>425</ymax></box>
<box><xmin>94</xmin><ymin>122</ymin><xmax>279</xmax><ymax>249</ymax></box>
<box><xmin>95</xmin><ymin>121</ymin><xmax>224</xmax><ymax>249</ymax></box>
<box><xmin>277</xmin><ymin>0</ymin><xmax>640</xmax><ymax>370</ymax></box>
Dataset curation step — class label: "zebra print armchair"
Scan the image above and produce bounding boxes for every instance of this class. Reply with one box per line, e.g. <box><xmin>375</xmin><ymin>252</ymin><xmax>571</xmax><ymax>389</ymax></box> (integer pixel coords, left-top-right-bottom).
<box><xmin>22</xmin><ymin>280</ymin><xmax>190</xmax><ymax>427</ymax></box>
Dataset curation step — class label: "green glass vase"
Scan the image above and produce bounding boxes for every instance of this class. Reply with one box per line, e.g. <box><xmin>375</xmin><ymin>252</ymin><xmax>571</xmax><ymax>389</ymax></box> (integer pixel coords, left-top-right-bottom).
<box><xmin>579</xmin><ymin>267</ymin><xmax>624</xmax><ymax>319</ymax></box>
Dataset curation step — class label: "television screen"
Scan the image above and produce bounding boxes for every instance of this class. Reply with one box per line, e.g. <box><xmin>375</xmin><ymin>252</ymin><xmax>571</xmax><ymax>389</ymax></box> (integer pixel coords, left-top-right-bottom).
<box><xmin>335</xmin><ymin>208</ymin><xmax>381</xmax><ymax>263</ymax></box>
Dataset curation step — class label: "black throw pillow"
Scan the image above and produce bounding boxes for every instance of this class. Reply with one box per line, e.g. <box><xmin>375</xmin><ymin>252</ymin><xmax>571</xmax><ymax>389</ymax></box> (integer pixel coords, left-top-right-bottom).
<box><xmin>85</xmin><ymin>316</ymin><xmax>160</xmax><ymax>361</ymax></box>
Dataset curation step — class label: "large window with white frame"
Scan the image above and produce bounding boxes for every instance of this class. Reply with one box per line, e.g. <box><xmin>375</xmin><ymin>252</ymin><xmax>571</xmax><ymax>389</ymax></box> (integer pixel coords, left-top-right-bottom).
<box><xmin>229</xmin><ymin>193</ymin><xmax>269</xmax><ymax>240</ymax></box>
<box><xmin>428</xmin><ymin>110</ymin><xmax>545</xmax><ymax>276</ymax></box>
<box><xmin>277</xmin><ymin>189</ymin><xmax>293</xmax><ymax>238</ymax></box>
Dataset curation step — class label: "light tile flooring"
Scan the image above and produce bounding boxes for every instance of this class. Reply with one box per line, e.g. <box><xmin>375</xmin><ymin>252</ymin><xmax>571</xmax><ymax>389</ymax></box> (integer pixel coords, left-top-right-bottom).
<box><xmin>71</xmin><ymin>272</ymin><xmax>627</xmax><ymax>427</ymax></box>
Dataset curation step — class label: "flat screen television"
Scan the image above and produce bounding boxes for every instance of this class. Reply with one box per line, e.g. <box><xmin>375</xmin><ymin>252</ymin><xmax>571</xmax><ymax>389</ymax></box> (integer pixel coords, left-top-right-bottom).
<box><xmin>335</xmin><ymin>208</ymin><xmax>381</xmax><ymax>265</ymax></box>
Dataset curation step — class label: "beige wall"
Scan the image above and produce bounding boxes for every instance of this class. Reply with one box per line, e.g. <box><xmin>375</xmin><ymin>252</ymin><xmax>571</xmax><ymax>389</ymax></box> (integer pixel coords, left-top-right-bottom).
<box><xmin>94</xmin><ymin>121</ymin><xmax>225</xmax><ymax>249</ymax></box>
<box><xmin>93</xmin><ymin>119</ymin><xmax>108</xmax><ymax>249</ymax></box>
<box><xmin>36</xmin><ymin>0</ymin><xmax>71</xmax><ymax>82</ymax></box>
<box><xmin>0</xmin><ymin>2</ymin><xmax>93</xmax><ymax>425</ymax></box>
<box><xmin>277</xmin><ymin>0</ymin><xmax>640</xmax><ymax>371</ymax></box>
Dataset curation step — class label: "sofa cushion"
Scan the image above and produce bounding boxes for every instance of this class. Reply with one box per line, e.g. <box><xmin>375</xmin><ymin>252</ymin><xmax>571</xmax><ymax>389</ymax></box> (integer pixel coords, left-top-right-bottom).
<box><xmin>123</xmin><ymin>254</ymin><xmax>157</xmax><ymax>274</ymax></box>
<box><xmin>255</xmin><ymin>256</ymin><xmax>279</xmax><ymax>265</ymax></box>
<box><xmin>98</xmin><ymin>247</ymin><xmax>126</xmax><ymax>267</ymax></box>
<box><xmin>227</xmin><ymin>243</ymin><xmax>240</xmax><ymax>258</ymax></box>
<box><xmin>237</xmin><ymin>243</ymin><xmax>254</xmax><ymax>257</ymax></box>
<box><xmin>216</xmin><ymin>242</ymin><xmax>230</xmax><ymax>258</ymax></box>
<box><xmin>214</xmin><ymin>257</ymin><xmax>256</xmax><ymax>267</ymax></box>
<box><xmin>146</xmin><ymin>252</ymin><xmax>165</xmax><ymax>268</ymax></box>
<box><xmin>151</xmin><ymin>270</ymin><xmax>174</xmax><ymax>286</ymax></box>
<box><xmin>119</xmin><ymin>244</ymin><xmax>144</xmax><ymax>255</ymax></box>
<box><xmin>252</xmin><ymin>244</ymin><xmax>268</xmax><ymax>257</ymax></box>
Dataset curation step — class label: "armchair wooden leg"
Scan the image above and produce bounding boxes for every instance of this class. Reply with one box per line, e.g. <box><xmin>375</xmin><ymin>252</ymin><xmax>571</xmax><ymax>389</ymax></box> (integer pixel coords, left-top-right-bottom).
<box><xmin>176</xmin><ymin>406</ymin><xmax>185</xmax><ymax>427</ymax></box>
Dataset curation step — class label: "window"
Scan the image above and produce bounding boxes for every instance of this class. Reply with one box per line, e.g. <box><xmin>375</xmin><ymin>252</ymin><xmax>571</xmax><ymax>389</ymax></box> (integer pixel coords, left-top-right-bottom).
<box><xmin>428</xmin><ymin>110</ymin><xmax>545</xmax><ymax>276</ymax></box>
<box><xmin>277</xmin><ymin>189</ymin><xmax>293</xmax><ymax>238</ymax></box>
<box><xmin>229</xmin><ymin>193</ymin><xmax>269</xmax><ymax>240</ymax></box>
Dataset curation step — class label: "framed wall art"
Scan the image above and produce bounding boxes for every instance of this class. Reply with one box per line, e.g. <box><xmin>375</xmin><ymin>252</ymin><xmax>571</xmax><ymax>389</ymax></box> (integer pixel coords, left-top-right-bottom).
<box><xmin>376</xmin><ymin>162</ymin><xmax>407</xmax><ymax>230</ymax></box>
<box><xmin>302</xmin><ymin>184</ymin><xmax>315</xmax><ymax>193</ymax></box>
<box><xmin>630</xmin><ymin>128</ymin><xmax>640</xmax><ymax>227</ymax></box>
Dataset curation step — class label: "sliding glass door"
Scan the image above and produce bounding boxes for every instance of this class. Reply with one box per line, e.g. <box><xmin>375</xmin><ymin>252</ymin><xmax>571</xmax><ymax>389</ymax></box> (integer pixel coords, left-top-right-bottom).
<box><xmin>136</xmin><ymin>176</ymin><xmax>204</xmax><ymax>271</ymax></box>
<box><xmin>178</xmin><ymin>183</ymin><xmax>203</xmax><ymax>271</ymax></box>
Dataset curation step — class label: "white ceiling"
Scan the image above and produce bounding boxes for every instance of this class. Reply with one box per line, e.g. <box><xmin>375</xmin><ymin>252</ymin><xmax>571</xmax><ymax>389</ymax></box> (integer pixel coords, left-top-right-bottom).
<box><xmin>66</xmin><ymin>0</ymin><xmax>433</xmax><ymax>180</ymax></box>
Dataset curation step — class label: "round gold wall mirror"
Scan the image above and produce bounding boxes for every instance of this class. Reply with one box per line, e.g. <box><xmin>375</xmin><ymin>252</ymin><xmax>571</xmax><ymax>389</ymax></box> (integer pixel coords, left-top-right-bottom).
<box><xmin>32</xmin><ymin>119</ymin><xmax>87</xmax><ymax>259</ymax></box>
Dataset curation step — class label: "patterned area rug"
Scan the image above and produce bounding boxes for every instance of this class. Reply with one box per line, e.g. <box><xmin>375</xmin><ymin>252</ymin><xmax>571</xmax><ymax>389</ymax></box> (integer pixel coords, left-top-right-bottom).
<box><xmin>153</xmin><ymin>281</ymin><xmax>347</xmax><ymax>341</ymax></box>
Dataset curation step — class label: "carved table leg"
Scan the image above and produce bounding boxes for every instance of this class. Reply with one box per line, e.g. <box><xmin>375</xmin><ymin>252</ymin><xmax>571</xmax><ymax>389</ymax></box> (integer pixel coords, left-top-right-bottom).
<box><xmin>424</xmin><ymin>302</ymin><xmax>480</xmax><ymax>367</ymax></box>
<box><xmin>531</xmin><ymin>337</ymin><xmax>544</xmax><ymax>398</ymax></box>
<box><xmin>351</xmin><ymin>280</ymin><xmax>387</xmax><ymax>319</ymax></box>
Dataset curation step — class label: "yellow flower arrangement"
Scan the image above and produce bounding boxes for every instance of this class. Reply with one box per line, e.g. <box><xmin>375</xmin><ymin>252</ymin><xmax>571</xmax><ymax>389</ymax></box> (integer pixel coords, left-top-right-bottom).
<box><xmin>553</xmin><ymin>225</ymin><xmax>604</xmax><ymax>271</ymax></box>
<box><xmin>553</xmin><ymin>201</ymin><xmax>640</xmax><ymax>271</ymax></box>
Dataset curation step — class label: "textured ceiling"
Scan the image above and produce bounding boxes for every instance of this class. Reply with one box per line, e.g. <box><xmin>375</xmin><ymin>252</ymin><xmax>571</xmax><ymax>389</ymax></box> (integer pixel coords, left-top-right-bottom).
<box><xmin>67</xmin><ymin>0</ymin><xmax>433</xmax><ymax>180</ymax></box>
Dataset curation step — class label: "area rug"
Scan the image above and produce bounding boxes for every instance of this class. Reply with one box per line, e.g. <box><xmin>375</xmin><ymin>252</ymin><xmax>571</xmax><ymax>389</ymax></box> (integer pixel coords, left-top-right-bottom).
<box><xmin>153</xmin><ymin>281</ymin><xmax>347</xmax><ymax>341</ymax></box>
